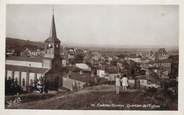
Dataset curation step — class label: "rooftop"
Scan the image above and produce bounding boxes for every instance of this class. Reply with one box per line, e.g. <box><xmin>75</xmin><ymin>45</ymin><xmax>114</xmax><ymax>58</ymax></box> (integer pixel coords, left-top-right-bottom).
<box><xmin>148</xmin><ymin>59</ymin><xmax>172</xmax><ymax>64</ymax></box>
<box><xmin>66</xmin><ymin>72</ymin><xmax>95</xmax><ymax>83</ymax></box>
<box><xmin>45</xmin><ymin>13</ymin><xmax>60</xmax><ymax>43</ymax></box>
<box><xmin>75</xmin><ymin>63</ymin><xmax>91</xmax><ymax>71</ymax></box>
<box><xmin>6</xmin><ymin>65</ymin><xmax>49</xmax><ymax>73</ymax></box>
<box><xmin>6</xmin><ymin>56</ymin><xmax>51</xmax><ymax>62</ymax></box>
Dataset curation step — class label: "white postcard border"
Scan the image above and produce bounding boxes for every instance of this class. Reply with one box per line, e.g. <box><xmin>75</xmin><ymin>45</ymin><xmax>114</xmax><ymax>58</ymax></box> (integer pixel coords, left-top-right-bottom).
<box><xmin>0</xmin><ymin>0</ymin><xmax>184</xmax><ymax>115</ymax></box>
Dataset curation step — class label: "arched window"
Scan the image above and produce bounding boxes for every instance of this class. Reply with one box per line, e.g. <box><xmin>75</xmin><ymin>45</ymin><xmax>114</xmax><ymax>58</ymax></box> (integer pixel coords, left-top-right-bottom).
<box><xmin>15</xmin><ymin>78</ymin><xmax>18</xmax><ymax>85</ymax></box>
<box><xmin>30</xmin><ymin>79</ymin><xmax>33</xmax><ymax>86</ymax></box>
<box><xmin>22</xmin><ymin>78</ymin><xmax>25</xmax><ymax>86</ymax></box>
<box><xmin>8</xmin><ymin>76</ymin><xmax>11</xmax><ymax>80</ymax></box>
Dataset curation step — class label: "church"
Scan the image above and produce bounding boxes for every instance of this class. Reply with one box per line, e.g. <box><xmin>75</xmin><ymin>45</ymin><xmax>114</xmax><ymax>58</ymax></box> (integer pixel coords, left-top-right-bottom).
<box><xmin>5</xmin><ymin>12</ymin><xmax>65</xmax><ymax>91</ymax></box>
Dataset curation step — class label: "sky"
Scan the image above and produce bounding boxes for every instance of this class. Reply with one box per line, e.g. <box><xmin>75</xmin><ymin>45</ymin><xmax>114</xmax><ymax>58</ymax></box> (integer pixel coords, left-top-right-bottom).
<box><xmin>6</xmin><ymin>5</ymin><xmax>178</xmax><ymax>48</ymax></box>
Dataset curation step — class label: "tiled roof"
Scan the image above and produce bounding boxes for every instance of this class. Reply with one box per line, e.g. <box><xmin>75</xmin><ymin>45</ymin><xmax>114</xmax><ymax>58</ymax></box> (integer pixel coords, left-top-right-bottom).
<box><xmin>6</xmin><ymin>56</ymin><xmax>51</xmax><ymax>62</ymax></box>
<box><xmin>6</xmin><ymin>65</ymin><xmax>49</xmax><ymax>73</ymax></box>
<box><xmin>148</xmin><ymin>59</ymin><xmax>171</xmax><ymax>64</ymax></box>
<box><xmin>75</xmin><ymin>63</ymin><xmax>91</xmax><ymax>71</ymax></box>
<box><xmin>67</xmin><ymin>72</ymin><xmax>95</xmax><ymax>83</ymax></box>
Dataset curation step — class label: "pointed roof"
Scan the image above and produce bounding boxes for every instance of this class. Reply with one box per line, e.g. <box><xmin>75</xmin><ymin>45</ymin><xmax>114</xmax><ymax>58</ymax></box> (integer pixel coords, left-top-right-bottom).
<box><xmin>50</xmin><ymin>13</ymin><xmax>57</xmax><ymax>39</ymax></box>
<box><xmin>45</xmin><ymin>11</ymin><xmax>60</xmax><ymax>43</ymax></box>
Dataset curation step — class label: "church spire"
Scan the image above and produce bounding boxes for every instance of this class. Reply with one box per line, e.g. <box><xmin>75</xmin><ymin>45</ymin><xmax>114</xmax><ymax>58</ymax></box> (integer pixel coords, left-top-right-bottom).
<box><xmin>50</xmin><ymin>8</ymin><xmax>57</xmax><ymax>40</ymax></box>
<box><xmin>45</xmin><ymin>8</ymin><xmax>60</xmax><ymax>43</ymax></box>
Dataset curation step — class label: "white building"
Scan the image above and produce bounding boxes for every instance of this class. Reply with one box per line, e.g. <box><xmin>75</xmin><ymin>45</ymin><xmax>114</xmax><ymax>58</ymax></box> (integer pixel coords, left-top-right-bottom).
<box><xmin>6</xmin><ymin>56</ymin><xmax>49</xmax><ymax>90</ymax></box>
<box><xmin>97</xmin><ymin>70</ymin><xmax>106</xmax><ymax>78</ymax></box>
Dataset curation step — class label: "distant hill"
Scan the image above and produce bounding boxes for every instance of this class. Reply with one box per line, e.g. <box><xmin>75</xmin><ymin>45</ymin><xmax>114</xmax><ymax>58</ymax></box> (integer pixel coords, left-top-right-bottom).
<box><xmin>6</xmin><ymin>37</ymin><xmax>44</xmax><ymax>51</ymax></box>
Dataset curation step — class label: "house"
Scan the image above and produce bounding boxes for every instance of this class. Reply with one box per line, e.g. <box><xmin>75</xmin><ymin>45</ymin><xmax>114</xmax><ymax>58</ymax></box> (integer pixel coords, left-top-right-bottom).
<box><xmin>97</xmin><ymin>69</ymin><xmax>106</xmax><ymax>78</ymax></box>
<box><xmin>128</xmin><ymin>79</ymin><xmax>135</xmax><ymax>88</ymax></box>
<box><xmin>62</xmin><ymin>72</ymin><xmax>96</xmax><ymax>91</ymax></box>
<box><xmin>62</xmin><ymin>77</ymin><xmax>85</xmax><ymax>91</ymax></box>
<box><xmin>105</xmin><ymin>73</ymin><xmax>120</xmax><ymax>81</ymax></box>
<box><xmin>136</xmin><ymin>75</ymin><xmax>148</xmax><ymax>88</ymax></box>
<box><xmin>6</xmin><ymin>49</ymin><xmax>15</xmax><ymax>57</ymax></box>
<box><xmin>21</xmin><ymin>48</ymin><xmax>32</xmax><ymax>57</ymax></box>
<box><xmin>30</xmin><ymin>49</ymin><xmax>44</xmax><ymax>57</ymax></box>
<box><xmin>75</xmin><ymin>63</ymin><xmax>91</xmax><ymax>72</ymax></box>
<box><xmin>148</xmin><ymin>58</ymin><xmax>172</xmax><ymax>76</ymax></box>
<box><xmin>128</xmin><ymin>57</ymin><xmax>142</xmax><ymax>63</ymax></box>
<box><xmin>6</xmin><ymin>57</ymin><xmax>49</xmax><ymax>91</ymax></box>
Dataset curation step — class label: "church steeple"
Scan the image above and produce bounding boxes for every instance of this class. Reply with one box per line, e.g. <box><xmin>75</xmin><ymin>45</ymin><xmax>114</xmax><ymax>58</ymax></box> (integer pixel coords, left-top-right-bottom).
<box><xmin>45</xmin><ymin>9</ymin><xmax>60</xmax><ymax>43</ymax></box>
<box><xmin>44</xmin><ymin>9</ymin><xmax>61</xmax><ymax>59</ymax></box>
<box><xmin>50</xmin><ymin>9</ymin><xmax>57</xmax><ymax>40</ymax></box>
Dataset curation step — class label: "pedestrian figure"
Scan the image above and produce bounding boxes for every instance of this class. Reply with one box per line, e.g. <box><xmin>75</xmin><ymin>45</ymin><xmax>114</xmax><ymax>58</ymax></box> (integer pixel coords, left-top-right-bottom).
<box><xmin>7</xmin><ymin>100</ymin><xmax>13</xmax><ymax>107</ymax></box>
<box><xmin>115</xmin><ymin>75</ymin><xmax>121</xmax><ymax>95</ymax></box>
<box><xmin>121</xmin><ymin>75</ymin><xmax>128</xmax><ymax>91</ymax></box>
<box><xmin>72</xmin><ymin>81</ymin><xmax>77</xmax><ymax>91</ymax></box>
<box><xmin>14</xmin><ymin>93</ymin><xmax>21</xmax><ymax>104</ymax></box>
<box><xmin>37</xmin><ymin>79</ymin><xmax>43</xmax><ymax>93</ymax></box>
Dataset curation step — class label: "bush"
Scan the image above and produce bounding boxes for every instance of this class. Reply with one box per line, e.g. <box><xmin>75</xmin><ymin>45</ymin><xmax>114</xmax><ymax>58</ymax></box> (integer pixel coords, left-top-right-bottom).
<box><xmin>5</xmin><ymin>79</ymin><xmax>23</xmax><ymax>95</ymax></box>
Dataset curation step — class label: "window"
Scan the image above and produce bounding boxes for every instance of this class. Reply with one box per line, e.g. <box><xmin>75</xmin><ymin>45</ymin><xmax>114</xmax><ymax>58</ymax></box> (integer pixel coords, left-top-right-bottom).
<box><xmin>30</xmin><ymin>79</ymin><xmax>33</xmax><ymax>86</ymax></box>
<box><xmin>22</xmin><ymin>78</ymin><xmax>25</xmax><ymax>86</ymax></box>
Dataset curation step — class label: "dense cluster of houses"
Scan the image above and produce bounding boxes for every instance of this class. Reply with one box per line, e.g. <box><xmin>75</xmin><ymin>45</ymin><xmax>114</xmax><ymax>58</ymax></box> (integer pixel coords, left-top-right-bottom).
<box><xmin>59</xmin><ymin>46</ymin><xmax>178</xmax><ymax>90</ymax></box>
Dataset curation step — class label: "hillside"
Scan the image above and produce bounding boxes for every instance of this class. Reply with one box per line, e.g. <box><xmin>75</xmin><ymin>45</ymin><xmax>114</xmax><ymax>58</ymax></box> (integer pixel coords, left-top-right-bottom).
<box><xmin>6</xmin><ymin>37</ymin><xmax>44</xmax><ymax>51</ymax></box>
<box><xmin>6</xmin><ymin>85</ymin><xmax>177</xmax><ymax>110</ymax></box>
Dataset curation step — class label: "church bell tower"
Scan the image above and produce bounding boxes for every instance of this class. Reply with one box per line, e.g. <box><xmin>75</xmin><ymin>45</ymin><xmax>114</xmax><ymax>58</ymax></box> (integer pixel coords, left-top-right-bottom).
<box><xmin>44</xmin><ymin>10</ymin><xmax>62</xmax><ymax>69</ymax></box>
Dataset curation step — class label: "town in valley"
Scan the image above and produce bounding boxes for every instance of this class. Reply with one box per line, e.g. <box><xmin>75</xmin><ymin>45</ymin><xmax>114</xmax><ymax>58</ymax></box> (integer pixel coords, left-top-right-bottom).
<box><xmin>5</xmin><ymin>5</ymin><xmax>178</xmax><ymax>110</ymax></box>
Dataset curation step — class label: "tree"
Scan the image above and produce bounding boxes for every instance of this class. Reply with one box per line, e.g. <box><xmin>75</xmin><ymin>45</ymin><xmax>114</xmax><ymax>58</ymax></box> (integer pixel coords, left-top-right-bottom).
<box><xmin>5</xmin><ymin>78</ymin><xmax>22</xmax><ymax>95</ymax></box>
<box><xmin>123</xmin><ymin>60</ymin><xmax>143</xmax><ymax>88</ymax></box>
<box><xmin>74</xmin><ymin>53</ymin><xmax>84</xmax><ymax>63</ymax></box>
